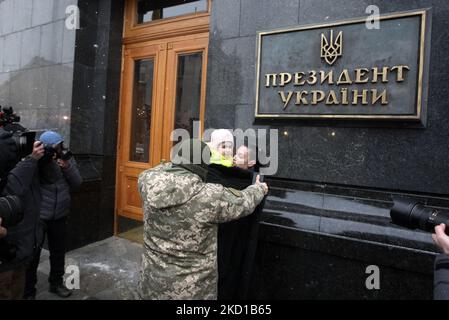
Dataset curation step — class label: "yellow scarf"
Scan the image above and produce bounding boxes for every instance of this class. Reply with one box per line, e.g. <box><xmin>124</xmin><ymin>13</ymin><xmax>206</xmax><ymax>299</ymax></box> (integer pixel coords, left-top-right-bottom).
<box><xmin>210</xmin><ymin>149</ymin><xmax>233</xmax><ymax>167</ymax></box>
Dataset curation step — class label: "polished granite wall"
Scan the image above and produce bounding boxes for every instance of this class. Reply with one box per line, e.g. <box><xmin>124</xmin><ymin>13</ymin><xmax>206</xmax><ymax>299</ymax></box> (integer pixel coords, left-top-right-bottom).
<box><xmin>206</xmin><ymin>0</ymin><xmax>449</xmax><ymax>195</ymax></box>
<box><xmin>0</xmin><ymin>0</ymin><xmax>77</xmax><ymax>144</ymax></box>
<box><xmin>66</xmin><ymin>0</ymin><xmax>124</xmax><ymax>250</ymax></box>
<box><xmin>206</xmin><ymin>0</ymin><xmax>449</xmax><ymax>299</ymax></box>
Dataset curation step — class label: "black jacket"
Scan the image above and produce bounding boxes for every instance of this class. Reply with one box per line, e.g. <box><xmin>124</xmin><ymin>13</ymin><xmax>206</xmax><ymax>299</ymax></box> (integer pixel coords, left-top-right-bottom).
<box><xmin>0</xmin><ymin>157</ymin><xmax>42</xmax><ymax>272</ymax></box>
<box><xmin>206</xmin><ymin>164</ymin><xmax>264</xmax><ymax>300</ymax></box>
<box><xmin>39</xmin><ymin>158</ymin><xmax>82</xmax><ymax>221</ymax></box>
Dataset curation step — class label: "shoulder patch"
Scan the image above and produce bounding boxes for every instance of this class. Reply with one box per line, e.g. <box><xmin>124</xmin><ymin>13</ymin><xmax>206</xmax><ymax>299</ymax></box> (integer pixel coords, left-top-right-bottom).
<box><xmin>226</xmin><ymin>187</ymin><xmax>243</xmax><ymax>198</ymax></box>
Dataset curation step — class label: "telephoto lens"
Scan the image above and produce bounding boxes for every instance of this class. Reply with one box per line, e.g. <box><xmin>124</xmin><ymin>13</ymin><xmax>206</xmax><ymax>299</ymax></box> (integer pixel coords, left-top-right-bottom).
<box><xmin>3</xmin><ymin>123</ymin><xmax>36</xmax><ymax>159</ymax></box>
<box><xmin>390</xmin><ymin>197</ymin><xmax>449</xmax><ymax>235</ymax></box>
<box><xmin>13</xmin><ymin>131</ymin><xmax>36</xmax><ymax>159</ymax></box>
<box><xmin>0</xmin><ymin>195</ymin><xmax>23</xmax><ymax>228</ymax></box>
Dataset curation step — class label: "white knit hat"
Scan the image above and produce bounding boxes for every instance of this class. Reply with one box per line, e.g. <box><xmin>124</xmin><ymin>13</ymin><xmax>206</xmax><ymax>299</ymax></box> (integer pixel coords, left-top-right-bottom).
<box><xmin>209</xmin><ymin>129</ymin><xmax>234</xmax><ymax>150</ymax></box>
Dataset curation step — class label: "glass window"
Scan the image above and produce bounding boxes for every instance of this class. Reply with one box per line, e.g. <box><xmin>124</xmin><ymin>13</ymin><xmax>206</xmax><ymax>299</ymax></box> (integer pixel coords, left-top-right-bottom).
<box><xmin>137</xmin><ymin>0</ymin><xmax>208</xmax><ymax>24</ymax></box>
<box><xmin>129</xmin><ymin>59</ymin><xmax>154</xmax><ymax>163</ymax></box>
<box><xmin>174</xmin><ymin>53</ymin><xmax>203</xmax><ymax>137</ymax></box>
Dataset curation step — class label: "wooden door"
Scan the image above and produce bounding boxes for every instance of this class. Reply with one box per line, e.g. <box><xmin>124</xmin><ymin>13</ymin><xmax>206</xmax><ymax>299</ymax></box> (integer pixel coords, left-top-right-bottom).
<box><xmin>115</xmin><ymin>43</ymin><xmax>166</xmax><ymax>222</ymax></box>
<box><xmin>115</xmin><ymin>3</ymin><xmax>209</xmax><ymax>232</ymax></box>
<box><xmin>161</xmin><ymin>36</ymin><xmax>209</xmax><ymax>160</ymax></box>
<box><xmin>115</xmin><ymin>0</ymin><xmax>211</xmax><ymax>234</ymax></box>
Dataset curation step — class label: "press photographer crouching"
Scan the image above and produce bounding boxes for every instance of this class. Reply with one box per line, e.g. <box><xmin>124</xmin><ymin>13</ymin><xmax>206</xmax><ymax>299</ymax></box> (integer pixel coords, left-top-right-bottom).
<box><xmin>390</xmin><ymin>198</ymin><xmax>449</xmax><ymax>300</ymax></box>
<box><xmin>0</xmin><ymin>110</ymin><xmax>44</xmax><ymax>300</ymax></box>
<box><xmin>23</xmin><ymin>131</ymin><xmax>82</xmax><ymax>299</ymax></box>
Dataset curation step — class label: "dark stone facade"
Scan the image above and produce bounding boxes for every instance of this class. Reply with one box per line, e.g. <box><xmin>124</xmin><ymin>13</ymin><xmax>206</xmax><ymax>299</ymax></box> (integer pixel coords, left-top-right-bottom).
<box><xmin>206</xmin><ymin>0</ymin><xmax>449</xmax><ymax>195</ymax></box>
<box><xmin>67</xmin><ymin>0</ymin><xmax>124</xmax><ymax>250</ymax></box>
<box><xmin>206</xmin><ymin>0</ymin><xmax>449</xmax><ymax>299</ymax></box>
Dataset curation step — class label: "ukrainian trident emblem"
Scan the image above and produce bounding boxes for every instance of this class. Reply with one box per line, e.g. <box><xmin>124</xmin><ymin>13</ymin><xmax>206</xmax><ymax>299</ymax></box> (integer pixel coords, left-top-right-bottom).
<box><xmin>320</xmin><ymin>30</ymin><xmax>343</xmax><ymax>66</ymax></box>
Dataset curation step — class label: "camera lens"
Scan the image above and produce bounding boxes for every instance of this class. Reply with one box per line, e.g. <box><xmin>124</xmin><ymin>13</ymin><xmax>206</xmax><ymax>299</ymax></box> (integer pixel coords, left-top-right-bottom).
<box><xmin>390</xmin><ymin>197</ymin><xmax>417</xmax><ymax>228</ymax></box>
<box><xmin>17</xmin><ymin>135</ymin><xmax>27</xmax><ymax>152</ymax></box>
<box><xmin>390</xmin><ymin>197</ymin><xmax>449</xmax><ymax>235</ymax></box>
<box><xmin>413</xmin><ymin>204</ymin><xmax>449</xmax><ymax>233</ymax></box>
<box><xmin>0</xmin><ymin>195</ymin><xmax>23</xmax><ymax>228</ymax></box>
<box><xmin>12</xmin><ymin>131</ymin><xmax>36</xmax><ymax>159</ymax></box>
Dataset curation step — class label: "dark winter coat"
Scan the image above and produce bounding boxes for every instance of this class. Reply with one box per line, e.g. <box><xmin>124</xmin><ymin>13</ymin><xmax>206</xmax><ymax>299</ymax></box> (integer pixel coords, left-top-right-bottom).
<box><xmin>0</xmin><ymin>157</ymin><xmax>42</xmax><ymax>272</ymax></box>
<box><xmin>39</xmin><ymin>158</ymin><xmax>82</xmax><ymax>221</ymax></box>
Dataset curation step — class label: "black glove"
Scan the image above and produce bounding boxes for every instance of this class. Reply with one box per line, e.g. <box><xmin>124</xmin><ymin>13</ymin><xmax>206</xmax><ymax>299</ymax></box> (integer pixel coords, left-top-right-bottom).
<box><xmin>0</xmin><ymin>128</ymin><xmax>18</xmax><ymax>173</ymax></box>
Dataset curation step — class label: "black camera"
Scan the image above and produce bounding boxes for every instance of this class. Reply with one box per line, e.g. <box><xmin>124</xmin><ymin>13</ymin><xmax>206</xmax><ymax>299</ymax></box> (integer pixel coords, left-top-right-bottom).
<box><xmin>41</xmin><ymin>144</ymin><xmax>73</xmax><ymax>164</ymax></box>
<box><xmin>0</xmin><ymin>195</ymin><xmax>23</xmax><ymax>228</ymax></box>
<box><xmin>42</xmin><ymin>145</ymin><xmax>56</xmax><ymax>163</ymax></box>
<box><xmin>0</xmin><ymin>107</ymin><xmax>36</xmax><ymax>159</ymax></box>
<box><xmin>390</xmin><ymin>197</ymin><xmax>449</xmax><ymax>235</ymax></box>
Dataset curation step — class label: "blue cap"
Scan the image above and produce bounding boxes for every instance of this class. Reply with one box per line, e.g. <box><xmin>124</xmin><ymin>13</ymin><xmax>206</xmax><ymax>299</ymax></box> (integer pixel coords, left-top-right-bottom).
<box><xmin>39</xmin><ymin>131</ymin><xmax>64</xmax><ymax>147</ymax></box>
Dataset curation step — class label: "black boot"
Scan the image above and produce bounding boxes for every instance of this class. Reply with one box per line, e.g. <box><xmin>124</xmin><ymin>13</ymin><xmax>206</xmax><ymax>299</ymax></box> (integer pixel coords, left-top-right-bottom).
<box><xmin>49</xmin><ymin>284</ymin><xmax>72</xmax><ymax>298</ymax></box>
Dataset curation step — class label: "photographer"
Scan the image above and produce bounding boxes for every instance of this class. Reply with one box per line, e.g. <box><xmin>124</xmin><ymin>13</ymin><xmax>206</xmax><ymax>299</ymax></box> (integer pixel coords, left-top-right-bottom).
<box><xmin>0</xmin><ymin>127</ymin><xmax>44</xmax><ymax>300</ymax></box>
<box><xmin>24</xmin><ymin>131</ymin><xmax>82</xmax><ymax>299</ymax></box>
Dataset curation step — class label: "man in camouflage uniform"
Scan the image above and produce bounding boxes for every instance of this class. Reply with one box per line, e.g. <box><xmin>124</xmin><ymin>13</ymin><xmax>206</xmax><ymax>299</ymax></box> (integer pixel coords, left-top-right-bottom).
<box><xmin>137</xmin><ymin>139</ymin><xmax>268</xmax><ymax>300</ymax></box>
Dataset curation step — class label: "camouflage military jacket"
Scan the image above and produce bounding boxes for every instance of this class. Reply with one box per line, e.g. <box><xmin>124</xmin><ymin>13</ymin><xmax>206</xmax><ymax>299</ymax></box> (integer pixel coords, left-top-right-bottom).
<box><xmin>137</xmin><ymin>163</ymin><xmax>265</xmax><ymax>300</ymax></box>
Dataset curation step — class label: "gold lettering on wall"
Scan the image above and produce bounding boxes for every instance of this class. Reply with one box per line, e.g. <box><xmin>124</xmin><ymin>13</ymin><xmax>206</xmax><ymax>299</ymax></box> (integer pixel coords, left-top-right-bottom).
<box><xmin>279</xmin><ymin>73</ymin><xmax>292</xmax><ymax>87</ymax></box>
<box><xmin>264</xmin><ymin>63</ymin><xmax>409</xmax><ymax>109</ymax></box>
<box><xmin>352</xmin><ymin>89</ymin><xmax>369</xmax><ymax>105</ymax></box>
<box><xmin>326</xmin><ymin>90</ymin><xmax>339</xmax><ymax>105</ymax></box>
<box><xmin>265</xmin><ymin>74</ymin><xmax>277</xmax><ymax>87</ymax></box>
<box><xmin>320</xmin><ymin>70</ymin><xmax>334</xmax><ymax>85</ymax></box>
<box><xmin>355</xmin><ymin>68</ymin><xmax>370</xmax><ymax>83</ymax></box>
<box><xmin>336</xmin><ymin>69</ymin><xmax>353</xmax><ymax>85</ymax></box>
<box><xmin>371</xmin><ymin>89</ymin><xmax>388</xmax><ymax>105</ymax></box>
<box><xmin>311</xmin><ymin>90</ymin><xmax>325</xmax><ymax>105</ymax></box>
<box><xmin>372</xmin><ymin>66</ymin><xmax>389</xmax><ymax>83</ymax></box>
<box><xmin>278</xmin><ymin>91</ymin><xmax>294</xmax><ymax>109</ymax></box>
<box><xmin>294</xmin><ymin>72</ymin><xmax>306</xmax><ymax>85</ymax></box>
<box><xmin>341</xmin><ymin>88</ymin><xmax>349</xmax><ymax>105</ymax></box>
<box><xmin>296</xmin><ymin>91</ymin><xmax>308</xmax><ymax>106</ymax></box>
<box><xmin>307</xmin><ymin>71</ymin><xmax>318</xmax><ymax>85</ymax></box>
<box><xmin>391</xmin><ymin>65</ymin><xmax>410</xmax><ymax>82</ymax></box>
